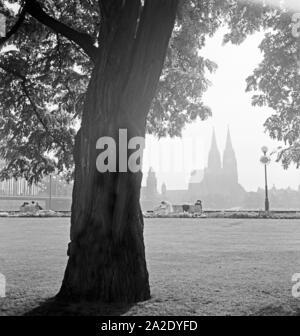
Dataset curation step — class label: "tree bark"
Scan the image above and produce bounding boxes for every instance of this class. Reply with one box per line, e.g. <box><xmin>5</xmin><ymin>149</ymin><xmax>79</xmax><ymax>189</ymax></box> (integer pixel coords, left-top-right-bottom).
<box><xmin>58</xmin><ymin>0</ymin><xmax>178</xmax><ymax>303</ymax></box>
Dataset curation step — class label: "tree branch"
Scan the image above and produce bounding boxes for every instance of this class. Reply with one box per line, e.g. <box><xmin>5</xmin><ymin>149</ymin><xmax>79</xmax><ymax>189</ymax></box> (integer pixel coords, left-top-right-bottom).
<box><xmin>25</xmin><ymin>0</ymin><xmax>98</xmax><ymax>62</ymax></box>
<box><xmin>0</xmin><ymin>4</ymin><xmax>27</xmax><ymax>47</ymax></box>
<box><xmin>0</xmin><ymin>63</ymin><xmax>67</xmax><ymax>152</ymax></box>
<box><xmin>0</xmin><ymin>63</ymin><xmax>26</xmax><ymax>81</ymax></box>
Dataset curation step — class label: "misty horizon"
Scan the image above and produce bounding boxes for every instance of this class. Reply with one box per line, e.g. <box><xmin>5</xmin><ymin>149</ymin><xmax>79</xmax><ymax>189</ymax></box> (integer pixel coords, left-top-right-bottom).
<box><xmin>142</xmin><ymin>28</ymin><xmax>300</xmax><ymax>192</ymax></box>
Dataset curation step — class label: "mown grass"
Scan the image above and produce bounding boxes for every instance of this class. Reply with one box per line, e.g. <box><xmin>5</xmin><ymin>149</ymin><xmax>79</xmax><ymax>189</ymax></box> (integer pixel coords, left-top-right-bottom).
<box><xmin>1</xmin><ymin>218</ymin><xmax>300</xmax><ymax>316</ymax></box>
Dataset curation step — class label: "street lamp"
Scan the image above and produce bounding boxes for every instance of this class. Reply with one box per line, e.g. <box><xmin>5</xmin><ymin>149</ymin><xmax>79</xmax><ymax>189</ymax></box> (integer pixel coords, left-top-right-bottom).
<box><xmin>260</xmin><ymin>146</ymin><xmax>271</xmax><ymax>213</ymax></box>
<box><xmin>49</xmin><ymin>174</ymin><xmax>52</xmax><ymax>210</ymax></box>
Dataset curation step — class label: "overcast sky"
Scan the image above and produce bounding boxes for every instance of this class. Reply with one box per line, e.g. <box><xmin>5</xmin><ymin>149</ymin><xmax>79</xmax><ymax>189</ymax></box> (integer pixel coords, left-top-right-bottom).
<box><xmin>142</xmin><ymin>28</ymin><xmax>300</xmax><ymax>192</ymax></box>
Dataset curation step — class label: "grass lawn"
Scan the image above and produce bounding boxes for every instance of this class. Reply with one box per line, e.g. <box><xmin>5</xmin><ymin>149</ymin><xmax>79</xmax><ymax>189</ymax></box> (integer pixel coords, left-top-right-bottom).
<box><xmin>1</xmin><ymin>218</ymin><xmax>300</xmax><ymax>316</ymax></box>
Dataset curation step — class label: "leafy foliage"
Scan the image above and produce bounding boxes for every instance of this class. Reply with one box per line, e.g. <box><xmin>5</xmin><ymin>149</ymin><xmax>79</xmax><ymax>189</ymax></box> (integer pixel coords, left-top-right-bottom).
<box><xmin>0</xmin><ymin>0</ymin><xmax>295</xmax><ymax>182</ymax></box>
<box><xmin>0</xmin><ymin>0</ymin><xmax>94</xmax><ymax>182</ymax></box>
<box><xmin>148</xmin><ymin>0</ymin><xmax>271</xmax><ymax>137</ymax></box>
<box><xmin>245</xmin><ymin>7</ymin><xmax>300</xmax><ymax>168</ymax></box>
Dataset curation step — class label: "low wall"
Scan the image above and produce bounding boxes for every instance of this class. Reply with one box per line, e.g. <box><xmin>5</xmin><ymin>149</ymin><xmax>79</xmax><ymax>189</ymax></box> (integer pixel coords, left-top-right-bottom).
<box><xmin>0</xmin><ymin>197</ymin><xmax>72</xmax><ymax>212</ymax></box>
<box><xmin>172</xmin><ymin>204</ymin><xmax>202</xmax><ymax>213</ymax></box>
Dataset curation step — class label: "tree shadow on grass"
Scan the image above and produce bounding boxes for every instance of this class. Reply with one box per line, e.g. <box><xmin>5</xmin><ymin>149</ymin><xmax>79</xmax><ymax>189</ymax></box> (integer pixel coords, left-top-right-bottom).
<box><xmin>250</xmin><ymin>304</ymin><xmax>300</xmax><ymax>316</ymax></box>
<box><xmin>24</xmin><ymin>297</ymin><xmax>134</xmax><ymax>316</ymax></box>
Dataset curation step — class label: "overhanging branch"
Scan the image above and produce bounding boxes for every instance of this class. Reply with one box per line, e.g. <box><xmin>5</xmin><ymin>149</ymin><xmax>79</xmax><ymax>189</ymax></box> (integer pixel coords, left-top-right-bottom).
<box><xmin>25</xmin><ymin>0</ymin><xmax>98</xmax><ymax>62</ymax></box>
<box><xmin>26</xmin><ymin>0</ymin><xmax>97</xmax><ymax>61</ymax></box>
<box><xmin>0</xmin><ymin>63</ymin><xmax>26</xmax><ymax>81</ymax></box>
<box><xmin>0</xmin><ymin>63</ymin><xmax>67</xmax><ymax>152</ymax></box>
<box><xmin>0</xmin><ymin>4</ymin><xmax>27</xmax><ymax>47</ymax></box>
<box><xmin>1</xmin><ymin>0</ymin><xmax>98</xmax><ymax>61</ymax></box>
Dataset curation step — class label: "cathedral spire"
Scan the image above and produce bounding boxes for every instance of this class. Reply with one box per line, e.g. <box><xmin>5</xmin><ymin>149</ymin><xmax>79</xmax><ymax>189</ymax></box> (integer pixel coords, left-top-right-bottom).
<box><xmin>223</xmin><ymin>127</ymin><xmax>238</xmax><ymax>183</ymax></box>
<box><xmin>225</xmin><ymin>126</ymin><xmax>233</xmax><ymax>151</ymax></box>
<box><xmin>207</xmin><ymin>128</ymin><xmax>222</xmax><ymax>173</ymax></box>
<box><xmin>211</xmin><ymin>128</ymin><xmax>219</xmax><ymax>150</ymax></box>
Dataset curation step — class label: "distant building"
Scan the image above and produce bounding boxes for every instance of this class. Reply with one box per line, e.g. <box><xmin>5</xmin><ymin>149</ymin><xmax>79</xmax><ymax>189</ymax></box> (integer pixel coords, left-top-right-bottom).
<box><xmin>140</xmin><ymin>168</ymin><xmax>160</xmax><ymax>211</ymax></box>
<box><xmin>140</xmin><ymin>128</ymin><xmax>246</xmax><ymax>210</ymax></box>
<box><xmin>144</xmin><ymin>168</ymin><xmax>158</xmax><ymax>199</ymax></box>
<box><xmin>0</xmin><ymin>160</ymin><xmax>72</xmax><ymax>198</ymax></box>
<box><xmin>0</xmin><ymin>160</ymin><xmax>39</xmax><ymax>196</ymax></box>
<box><xmin>187</xmin><ymin>169</ymin><xmax>204</xmax><ymax>201</ymax></box>
<box><xmin>196</xmin><ymin>128</ymin><xmax>246</xmax><ymax>209</ymax></box>
<box><xmin>161</xmin><ymin>182</ymin><xmax>167</xmax><ymax>197</ymax></box>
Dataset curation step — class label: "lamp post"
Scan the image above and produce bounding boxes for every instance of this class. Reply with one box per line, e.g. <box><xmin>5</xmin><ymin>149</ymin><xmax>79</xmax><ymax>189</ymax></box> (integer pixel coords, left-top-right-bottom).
<box><xmin>49</xmin><ymin>174</ymin><xmax>52</xmax><ymax>210</ymax></box>
<box><xmin>260</xmin><ymin>146</ymin><xmax>271</xmax><ymax>213</ymax></box>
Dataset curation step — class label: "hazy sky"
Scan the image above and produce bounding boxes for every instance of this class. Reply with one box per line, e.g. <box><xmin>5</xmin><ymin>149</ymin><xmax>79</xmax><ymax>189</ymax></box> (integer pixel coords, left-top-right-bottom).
<box><xmin>2</xmin><ymin>0</ymin><xmax>300</xmax><ymax>192</ymax></box>
<box><xmin>142</xmin><ymin>29</ymin><xmax>300</xmax><ymax>192</ymax></box>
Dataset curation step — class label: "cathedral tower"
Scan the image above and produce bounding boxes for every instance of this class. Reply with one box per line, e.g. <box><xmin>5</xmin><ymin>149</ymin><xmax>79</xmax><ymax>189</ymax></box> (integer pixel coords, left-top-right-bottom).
<box><xmin>198</xmin><ymin>127</ymin><xmax>245</xmax><ymax>209</ymax></box>
<box><xmin>222</xmin><ymin>127</ymin><xmax>238</xmax><ymax>184</ymax></box>
<box><xmin>199</xmin><ymin>129</ymin><xmax>222</xmax><ymax>197</ymax></box>
<box><xmin>207</xmin><ymin>129</ymin><xmax>222</xmax><ymax>175</ymax></box>
<box><xmin>145</xmin><ymin>167</ymin><xmax>158</xmax><ymax>197</ymax></box>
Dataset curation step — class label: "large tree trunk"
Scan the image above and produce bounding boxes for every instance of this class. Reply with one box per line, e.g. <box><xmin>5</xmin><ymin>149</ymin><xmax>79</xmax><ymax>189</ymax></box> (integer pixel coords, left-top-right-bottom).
<box><xmin>58</xmin><ymin>0</ymin><xmax>178</xmax><ymax>303</ymax></box>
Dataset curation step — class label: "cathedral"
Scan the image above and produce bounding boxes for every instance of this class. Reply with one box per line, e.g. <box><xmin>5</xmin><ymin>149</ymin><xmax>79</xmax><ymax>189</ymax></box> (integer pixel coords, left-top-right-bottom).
<box><xmin>195</xmin><ymin>128</ymin><xmax>246</xmax><ymax>209</ymax></box>
<box><xmin>141</xmin><ymin>128</ymin><xmax>246</xmax><ymax>210</ymax></box>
